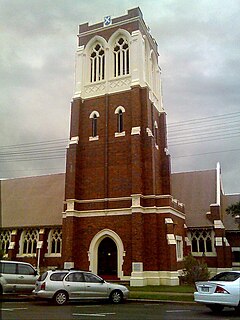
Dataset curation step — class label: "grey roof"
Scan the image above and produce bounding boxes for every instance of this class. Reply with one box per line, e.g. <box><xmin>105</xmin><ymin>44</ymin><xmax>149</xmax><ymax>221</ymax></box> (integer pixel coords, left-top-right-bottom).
<box><xmin>0</xmin><ymin>173</ymin><xmax>65</xmax><ymax>228</ymax></box>
<box><xmin>171</xmin><ymin>169</ymin><xmax>217</xmax><ymax>228</ymax></box>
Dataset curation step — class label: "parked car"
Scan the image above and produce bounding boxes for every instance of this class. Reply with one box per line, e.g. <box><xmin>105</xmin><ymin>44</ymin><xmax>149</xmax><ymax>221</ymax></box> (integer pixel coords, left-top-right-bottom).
<box><xmin>0</xmin><ymin>260</ymin><xmax>38</xmax><ymax>294</ymax></box>
<box><xmin>194</xmin><ymin>271</ymin><xmax>240</xmax><ymax>313</ymax></box>
<box><xmin>33</xmin><ymin>269</ymin><xmax>129</xmax><ymax>305</ymax></box>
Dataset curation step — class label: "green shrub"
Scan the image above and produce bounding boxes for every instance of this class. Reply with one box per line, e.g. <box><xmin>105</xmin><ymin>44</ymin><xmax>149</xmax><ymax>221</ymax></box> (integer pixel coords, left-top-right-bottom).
<box><xmin>181</xmin><ymin>254</ymin><xmax>210</xmax><ymax>285</ymax></box>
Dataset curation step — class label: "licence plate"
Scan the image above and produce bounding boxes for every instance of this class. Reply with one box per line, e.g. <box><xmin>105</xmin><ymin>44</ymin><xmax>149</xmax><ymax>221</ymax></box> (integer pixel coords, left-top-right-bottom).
<box><xmin>201</xmin><ymin>287</ymin><xmax>209</xmax><ymax>292</ymax></box>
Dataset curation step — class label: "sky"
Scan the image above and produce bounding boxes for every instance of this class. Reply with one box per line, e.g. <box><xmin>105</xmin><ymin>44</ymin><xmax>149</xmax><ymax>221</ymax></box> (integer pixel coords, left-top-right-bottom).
<box><xmin>0</xmin><ymin>0</ymin><xmax>240</xmax><ymax>194</ymax></box>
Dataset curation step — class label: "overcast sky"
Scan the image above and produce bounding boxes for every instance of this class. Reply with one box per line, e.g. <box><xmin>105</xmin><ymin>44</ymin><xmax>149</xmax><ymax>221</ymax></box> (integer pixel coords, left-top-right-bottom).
<box><xmin>1</xmin><ymin>0</ymin><xmax>240</xmax><ymax>194</ymax></box>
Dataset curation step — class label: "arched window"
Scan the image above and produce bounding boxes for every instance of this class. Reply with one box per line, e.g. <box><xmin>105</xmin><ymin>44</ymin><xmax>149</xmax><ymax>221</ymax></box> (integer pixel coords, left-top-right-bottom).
<box><xmin>190</xmin><ymin>229</ymin><xmax>215</xmax><ymax>255</ymax></box>
<box><xmin>49</xmin><ymin>229</ymin><xmax>62</xmax><ymax>255</ymax></box>
<box><xmin>89</xmin><ymin>111</ymin><xmax>100</xmax><ymax>139</ymax></box>
<box><xmin>0</xmin><ymin>230</ymin><xmax>11</xmax><ymax>255</ymax></box>
<box><xmin>117</xmin><ymin>109</ymin><xmax>123</xmax><ymax>133</ymax></box>
<box><xmin>113</xmin><ymin>37</ymin><xmax>129</xmax><ymax>77</ymax></box>
<box><xmin>90</xmin><ymin>43</ymin><xmax>105</xmax><ymax>82</ymax></box>
<box><xmin>114</xmin><ymin>106</ymin><xmax>125</xmax><ymax>135</ymax></box>
<box><xmin>21</xmin><ymin>229</ymin><xmax>39</xmax><ymax>255</ymax></box>
<box><xmin>92</xmin><ymin>113</ymin><xmax>98</xmax><ymax>137</ymax></box>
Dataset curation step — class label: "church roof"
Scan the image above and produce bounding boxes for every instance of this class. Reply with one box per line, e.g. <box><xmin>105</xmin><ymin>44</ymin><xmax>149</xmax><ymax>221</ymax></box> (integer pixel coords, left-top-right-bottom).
<box><xmin>0</xmin><ymin>173</ymin><xmax>65</xmax><ymax>228</ymax></box>
<box><xmin>171</xmin><ymin>169</ymin><xmax>217</xmax><ymax>228</ymax></box>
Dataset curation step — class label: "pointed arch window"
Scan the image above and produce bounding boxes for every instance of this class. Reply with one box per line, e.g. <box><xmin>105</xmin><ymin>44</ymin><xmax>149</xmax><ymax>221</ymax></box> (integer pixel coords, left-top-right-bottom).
<box><xmin>0</xmin><ymin>230</ymin><xmax>11</xmax><ymax>255</ymax></box>
<box><xmin>113</xmin><ymin>37</ymin><xmax>129</xmax><ymax>77</ymax></box>
<box><xmin>115</xmin><ymin>106</ymin><xmax>125</xmax><ymax>137</ymax></box>
<box><xmin>20</xmin><ymin>229</ymin><xmax>39</xmax><ymax>255</ymax></box>
<box><xmin>89</xmin><ymin>111</ymin><xmax>100</xmax><ymax>140</ymax></box>
<box><xmin>48</xmin><ymin>228</ymin><xmax>62</xmax><ymax>255</ymax></box>
<box><xmin>90</xmin><ymin>43</ymin><xmax>105</xmax><ymax>82</ymax></box>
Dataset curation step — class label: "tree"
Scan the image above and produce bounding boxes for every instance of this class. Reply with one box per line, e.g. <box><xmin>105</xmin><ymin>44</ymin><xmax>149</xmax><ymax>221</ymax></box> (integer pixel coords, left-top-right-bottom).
<box><xmin>226</xmin><ymin>201</ymin><xmax>240</xmax><ymax>229</ymax></box>
<box><xmin>226</xmin><ymin>201</ymin><xmax>240</xmax><ymax>217</ymax></box>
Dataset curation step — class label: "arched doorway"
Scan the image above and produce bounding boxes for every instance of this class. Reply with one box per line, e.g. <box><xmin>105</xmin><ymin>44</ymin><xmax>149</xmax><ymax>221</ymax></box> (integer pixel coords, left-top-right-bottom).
<box><xmin>98</xmin><ymin>237</ymin><xmax>117</xmax><ymax>278</ymax></box>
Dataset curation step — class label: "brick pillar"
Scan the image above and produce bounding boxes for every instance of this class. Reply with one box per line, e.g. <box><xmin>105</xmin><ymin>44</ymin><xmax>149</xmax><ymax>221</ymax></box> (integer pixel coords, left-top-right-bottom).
<box><xmin>165</xmin><ymin>218</ymin><xmax>177</xmax><ymax>271</ymax></box>
<box><xmin>8</xmin><ymin>229</ymin><xmax>18</xmax><ymax>260</ymax></box>
<box><xmin>214</xmin><ymin>220</ymin><xmax>232</xmax><ymax>269</ymax></box>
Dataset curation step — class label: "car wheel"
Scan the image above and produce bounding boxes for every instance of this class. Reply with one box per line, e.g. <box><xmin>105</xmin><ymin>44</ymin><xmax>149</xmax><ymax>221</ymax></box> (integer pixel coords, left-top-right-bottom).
<box><xmin>235</xmin><ymin>301</ymin><xmax>240</xmax><ymax>313</ymax></box>
<box><xmin>110</xmin><ymin>290</ymin><xmax>123</xmax><ymax>304</ymax></box>
<box><xmin>53</xmin><ymin>291</ymin><xmax>68</xmax><ymax>305</ymax></box>
<box><xmin>208</xmin><ymin>304</ymin><xmax>224</xmax><ymax>313</ymax></box>
<box><xmin>0</xmin><ymin>285</ymin><xmax>3</xmax><ymax>295</ymax></box>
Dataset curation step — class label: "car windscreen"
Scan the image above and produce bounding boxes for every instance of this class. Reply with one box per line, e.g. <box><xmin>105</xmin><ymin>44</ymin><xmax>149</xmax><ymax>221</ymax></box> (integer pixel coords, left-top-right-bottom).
<box><xmin>210</xmin><ymin>272</ymin><xmax>240</xmax><ymax>281</ymax></box>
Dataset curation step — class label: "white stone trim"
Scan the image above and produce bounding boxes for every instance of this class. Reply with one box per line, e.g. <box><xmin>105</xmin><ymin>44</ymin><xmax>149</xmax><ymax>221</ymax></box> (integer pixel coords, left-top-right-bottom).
<box><xmin>185</xmin><ymin>236</ymin><xmax>191</xmax><ymax>246</ymax></box>
<box><xmin>131</xmin><ymin>126</ymin><xmax>141</xmax><ymax>135</ymax></box>
<box><xmin>9</xmin><ymin>242</ymin><xmax>15</xmax><ymax>249</ymax></box>
<box><xmin>88</xmin><ymin>229</ymin><xmax>125</xmax><ymax>279</ymax></box>
<box><xmin>89</xmin><ymin>135</ymin><xmax>99</xmax><ymax>141</ymax></box>
<box><xmin>167</xmin><ymin>234</ymin><xmax>176</xmax><ymax>245</ymax></box>
<box><xmin>176</xmin><ymin>235</ymin><xmax>183</xmax><ymax>261</ymax></box>
<box><xmin>165</xmin><ymin>218</ymin><xmax>173</xmax><ymax>224</ymax></box>
<box><xmin>114</xmin><ymin>106</ymin><xmax>125</xmax><ymax>114</ymax></box>
<box><xmin>224</xmin><ymin>237</ymin><xmax>230</xmax><ymax>246</ymax></box>
<box><xmin>215</xmin><ymin>237</ymin><xmax>223</xmax><ymax>246</ymax></box>
<box><xmin>214</xmin><ymin>220</ymin><xmax>225</xmax><ymax>229</ymax></box>
<box><xmin>216</xmin><ymin>162</ymin><xmax>221</xmax><ymax>205</ymax></box>
<box><xmin>130</xmin><ymin>270</ymin><xmax>179</xmax><ymax>286</ymax></box>
<box><xmin>114</xmin><ymin>131</ymin><xmax>125</xmax><ymax>137</ymax></box>
<box><xmin>146</xmin><ymin>127</ymin><xmax>153</xmax><ymax>137</ymax></box>
<box><xmin>63</xmin><ymin>205</ymin><xmax>185</xmax><ymax>220</ymax></box>
<box><xmin>89</xmin><ymin>111</ymin><xmax>100</xmax><ymax>118</ymax></box>
<box><xmin>69</xmin><ymin>136</ymin><xmax>79</xmax><ymax>145</ymax></box>
<box><xmin>232</xmin><ymin>247</ymin><xmax>240</xmax><ymax>251</ymax></box>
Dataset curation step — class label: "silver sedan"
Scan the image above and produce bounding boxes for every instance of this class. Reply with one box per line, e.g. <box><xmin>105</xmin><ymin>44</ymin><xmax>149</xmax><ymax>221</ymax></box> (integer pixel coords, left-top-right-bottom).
<box><xmin>33</xmin><ymin>269</ymin><xmax>129</xmax><ymax>305</ymax></box>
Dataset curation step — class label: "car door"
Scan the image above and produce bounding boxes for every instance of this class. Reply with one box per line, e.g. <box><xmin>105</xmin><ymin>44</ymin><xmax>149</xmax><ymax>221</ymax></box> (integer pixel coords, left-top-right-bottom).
<box><xmin>63</xmin><ymin>272</ymin><xmax>86</xmax><ymax>299</ymax></box>
<box><xmin>16</xmin><ymin>263</ymin><xmax>38</xmax><ymax>292</ymax></box>
<box><xmin>83</xmin><ymin>272</ymin><xmax>108</xmax><ymax>299</ymax></box>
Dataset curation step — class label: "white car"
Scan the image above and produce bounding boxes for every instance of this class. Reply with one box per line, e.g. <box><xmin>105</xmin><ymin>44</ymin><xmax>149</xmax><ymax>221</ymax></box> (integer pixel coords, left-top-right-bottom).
<box><xmin>194</xmin><ymin>271</ymin><xmax>240</xmax><ymax>313</ymax></box>
<box><xmin>33</xmin><ymin>269</ymin><xmax>129</xmax><ymax>305</ymax></box>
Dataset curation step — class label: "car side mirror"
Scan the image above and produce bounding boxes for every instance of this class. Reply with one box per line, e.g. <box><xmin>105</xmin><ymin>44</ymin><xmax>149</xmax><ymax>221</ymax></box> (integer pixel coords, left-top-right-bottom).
<box><xmin>101</xmin><ymin>279</ymin><xmax>105</xmax><ymax>284</ymax></box>
<box><xmin>34</xmin><ymin>270</ymin><xmax>38</xmax><ymax>276</ymax></box>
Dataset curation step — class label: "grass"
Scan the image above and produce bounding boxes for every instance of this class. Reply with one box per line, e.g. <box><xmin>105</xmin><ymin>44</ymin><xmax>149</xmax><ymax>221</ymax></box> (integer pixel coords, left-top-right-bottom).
<box><xmin>127</xmin><ymin>285</ymin><xmax>195</xmax><ymax>302</ymax></box>
<box><xmin>128</xmin><ymin>285</ymin><xmax>195</xmax><ymax>293</ymax></box>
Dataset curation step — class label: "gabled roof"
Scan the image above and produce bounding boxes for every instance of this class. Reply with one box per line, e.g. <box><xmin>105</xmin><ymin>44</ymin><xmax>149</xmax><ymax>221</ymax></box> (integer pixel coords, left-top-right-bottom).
<box><xmin>0</xmin><ymin>173</ymin><xmax>65</xmax><ymax>228</ymax></box>
<box><xmin>171</xmin><ymin>169</ymin><xmax>217</xmax><ymax>228</ymax></box>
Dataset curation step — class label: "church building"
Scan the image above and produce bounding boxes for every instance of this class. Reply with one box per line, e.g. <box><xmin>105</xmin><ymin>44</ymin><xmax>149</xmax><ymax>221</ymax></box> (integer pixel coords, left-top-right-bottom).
<box><xmin>1</xmin><ymin>8</ymin><xmax>239</xmax><ymax>286</ymax></box>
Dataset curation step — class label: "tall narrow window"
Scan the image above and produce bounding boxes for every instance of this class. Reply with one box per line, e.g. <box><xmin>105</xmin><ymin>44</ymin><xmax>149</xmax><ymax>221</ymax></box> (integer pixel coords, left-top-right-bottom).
<box><xmin>92</xmin><ymin>114</ymin><xmax>98</xmax><ymax>137</ymax></box>
<box><xmin>89</xmin><ymin>111</ymin><xmax>100</xmax><ymax>140</ymax></box>
<box><xmin>114</xmin><ymin>106</ymin><xmax>125</xmax><ymax>137</ymax></box>
<box><xmin>90</xmin><ymin>43</ymin><xmax>105</xmax><ymax>82</ymax></box>
<box><xmin>113</xmin><ymin>37</ymin><xmax>129</xmax><ymax>77</ymax></box>
<box><xmin>117</xmin><ymin>109</ymin><xmax>123</xmax><ymax>133</ymax></box>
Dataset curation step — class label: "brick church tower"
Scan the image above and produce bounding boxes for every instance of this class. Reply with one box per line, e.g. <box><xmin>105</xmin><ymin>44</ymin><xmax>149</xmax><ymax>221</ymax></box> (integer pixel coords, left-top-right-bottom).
<box><xmin>62</xmin><ymin>8</ymin><xmax>186</xmax><ymax>286</ymax></box>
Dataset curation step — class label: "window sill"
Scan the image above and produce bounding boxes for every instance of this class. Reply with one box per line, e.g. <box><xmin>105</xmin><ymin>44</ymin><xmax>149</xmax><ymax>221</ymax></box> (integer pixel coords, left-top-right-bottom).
<box><xmin>44</xmin><ymin>253</ymin><xmax>61</xmax><ymax>258</ymax></box>
<box><xmin>16</xmin><ymin>254</ymin><xmax>37</xmax><ymax>258</ymax></box>
<box><xmin>89</xmin><ymin>136</ymin><xmax>99</xmax><ymax>141</ymax></box>
<box><xmin>115</xmin><ymin>131</ymin><xmax>125</xmax><ymax>137</ymax></box>
<box><xmin>192</xmin><ymin>252</ymin><xmax>217</xmax><ymax>257</ymax></box>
